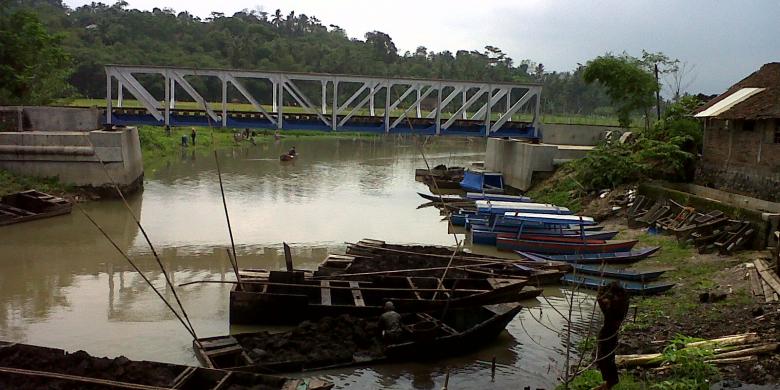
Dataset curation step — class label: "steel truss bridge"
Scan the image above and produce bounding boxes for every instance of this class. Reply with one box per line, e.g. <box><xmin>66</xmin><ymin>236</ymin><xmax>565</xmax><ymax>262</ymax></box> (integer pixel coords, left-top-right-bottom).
<box><xmin>106</xmin><ymin>65</ymin><xmax>542</xmax><ymax>137</ymax></box>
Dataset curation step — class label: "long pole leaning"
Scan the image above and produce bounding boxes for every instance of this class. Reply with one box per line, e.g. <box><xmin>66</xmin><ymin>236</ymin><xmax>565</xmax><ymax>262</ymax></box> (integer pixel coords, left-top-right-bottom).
<box><xmin>207</xmin><ymin>119</ymin><xmax>243</xmax><ymax>290</ymax></box>
<box><xmin>81</xmin><ymin>132</ymin><xmax>198</xmax><ymax>340</ymax></box>
<box><xmin>76</xmin><ymin>203</ymin><xmax>197</xmax><ymax>340</ymax></box>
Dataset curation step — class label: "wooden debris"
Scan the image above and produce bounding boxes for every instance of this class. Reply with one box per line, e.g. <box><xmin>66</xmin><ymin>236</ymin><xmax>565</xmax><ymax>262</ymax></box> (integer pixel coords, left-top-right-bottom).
<box><xmin>754</xmin><ymin>259</ymin><xmax>780</xmax><ymax>302</ymax></box>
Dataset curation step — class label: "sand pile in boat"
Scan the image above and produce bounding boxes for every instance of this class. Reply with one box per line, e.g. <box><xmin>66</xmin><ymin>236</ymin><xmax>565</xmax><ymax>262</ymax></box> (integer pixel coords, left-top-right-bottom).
<box><xmin>0</xmin><ymin>344</ymin><xmax>180</xmax><ymax>387</ymax></box>
<box><xmin>238</xmin><ymin>314</ymin><xmax>385</xmax><ymax>365</ymax></box>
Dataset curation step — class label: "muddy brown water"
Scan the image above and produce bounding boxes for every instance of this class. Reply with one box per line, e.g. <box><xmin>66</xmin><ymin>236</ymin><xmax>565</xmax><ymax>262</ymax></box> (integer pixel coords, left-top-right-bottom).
<box><xmin>0</xmin><ymin>137</ymin><xmax>597</xmax><ymax>389</ymax></box>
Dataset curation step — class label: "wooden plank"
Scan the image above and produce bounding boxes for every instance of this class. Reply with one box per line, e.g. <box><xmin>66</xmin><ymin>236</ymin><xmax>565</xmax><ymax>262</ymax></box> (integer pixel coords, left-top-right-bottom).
<box><xmin>418</xmin><ymin>313</ymin><xmax>458</xmax><ymax>335</ymax></box>
<box><xmin>211</xmin><ymin>371</ymin><xmax>232</xmax><ymax>390</ymax></box>
<box><xmin>0</xmin><ymin>366</ymin><xmax>172</xmax><ymax>390</ymax></box>
<box><xmin>199</xmin><ymin>337</ymin><xmax>238</xmax><ymax>351</ymax></box>
<box><xmin>349</xmin><ymin>281</ymin><xmax>365</xmax><ymax>306</ymax></box>
<box><xmin>170</xmin><ymin>366</ymin><xmax>196</xmax><ymax>389</ymax></box>
<box><xmin>321</xmin><ymin>280</ymin><xmax>332</xmax><ymax>305</ymax></box>
<box><xmin>748</xmin><ymin>268</ymin><xmax>764</xmax><ymax>299</ymax></box>
<box><xmin>283</xmin><ymin>243</ymin><xmax>293</xmax><ymax>272</ymax></box>
<box><xmin>205</xmin><ymin>345</ymin><xmax>244</xmax><ymax>358</ymax></box>
<box><xmin>755</xmin><ymin>259</ymin><xmax>780</xmax><ymax>297</ymax></box>
<box><xmin>406</xmin><ymin>277</ymin><xmax>423</xmax><ymax>300</ymax></box>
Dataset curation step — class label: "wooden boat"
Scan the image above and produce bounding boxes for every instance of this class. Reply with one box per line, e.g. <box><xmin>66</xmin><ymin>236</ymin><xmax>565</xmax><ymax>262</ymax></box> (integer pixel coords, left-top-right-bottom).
<box><xmin>516</xmin><ymin>247</ymin><xmax>661</xmax><ymax>264</ymax></box>
<box><xmin>476</xmin><ymin>200</ymin><xmax>572</xmax><ymax>215</ymax></box>
<box><xmin>0</xmin><ymin>341</ymin><xmax>332</xmax><ymax>390</ymax></box>
<box><xmin>335</xmin><ymin>240</ymin><xmax>569</xmax><ymax>285</ymax></box>
<box><xmin>465</xmin><ymin>193</ymin><xmax>532</xmax><ymax>202</ymax></box>
<box><xmin>0</xmin><ymin>190</ymin><xmax>72</xmax><ymax>226</ymax></box>
<box><xmin>423</xmin><ymin>176</ymin><xmax>463</xmax><ymax>189</ymax></box>
<box><xmin>469</xmin><ymin>223</ymin><xmax>606</xmax><ymax>235</ymax></box>
<box><xmin>460</xmin><ymin>170</ymin><xmax>504</xmax><ymax>193</ymax></box>
<box><xmin>415</xmin><ymin>165</ymin><xmax>464</xmax><ymax>178</ymax></box>
<box><xmin>497</xmin><ymin>237</ymin><xmax>638</xmax><ymax>254</ymax></box>
<box><xmin>570</xmin><ymin>264</ymin><xmax>668</xmax><ymax>282</ymax></box>
<box><xmin>230</xmin><ymin>270</ymin><xmax>528</xmax><ymax>325</ymax></box>
<box><xmin>280</xmin><ymin>154</ymin><xmax>295</xmax><ymax>161</ymax></box>
<box><xmin>196</xmin><ymin>303</ymin><xmax>522</xmax><ymax>373</ymax></box>
<box><xmin>561</xmin><ymin>274</ymin><xmax>675</xmax><ymax>295</ymax></box>
<box><xmin>471</xmin><ymin>229</ymin><xmax>618</xmax><ymax>246</ymax></box>
<box><xmin>417</xmin><ymin>192</ymin><xmax>470</xmax><ymax>203</ymax></box>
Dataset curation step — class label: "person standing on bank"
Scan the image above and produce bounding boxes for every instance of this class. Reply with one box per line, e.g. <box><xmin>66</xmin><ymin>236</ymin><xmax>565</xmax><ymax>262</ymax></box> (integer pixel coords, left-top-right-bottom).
<box><xmin>190</xmin><ymin>128</ymin><xmax>197</xmax><ymax>145</ymax></box>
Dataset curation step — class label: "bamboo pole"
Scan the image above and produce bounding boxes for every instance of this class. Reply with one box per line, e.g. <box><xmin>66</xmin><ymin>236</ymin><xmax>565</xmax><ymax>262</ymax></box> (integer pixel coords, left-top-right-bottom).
<box><xmin>309</xmin><ymin>261</ymin><xmax>512</xmax><ymax>279</ymax></box>
<box><xmin>179</xmin><ymin>279</ymin><xmax>508</xmax><ymax>294</ymax></box>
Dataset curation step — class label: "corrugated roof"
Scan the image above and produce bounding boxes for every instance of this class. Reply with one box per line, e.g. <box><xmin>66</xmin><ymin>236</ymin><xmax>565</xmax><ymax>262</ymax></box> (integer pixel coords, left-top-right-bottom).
<box><xmin>694</xmin><ymin>62</ymin><xmax>780</xmax><ymax>120</ymax></box>
<box><xmin>694</xmin><ymin>87</ymin><xmax>765</xmax><ymax>117</ymax></box>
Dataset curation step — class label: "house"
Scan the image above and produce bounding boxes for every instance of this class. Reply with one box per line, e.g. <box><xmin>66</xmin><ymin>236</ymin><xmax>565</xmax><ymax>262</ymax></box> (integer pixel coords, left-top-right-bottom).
<box><xmin>694</xmin><ymin>62</ymin><xmax>780</xmax><ymax>202</ymax></box>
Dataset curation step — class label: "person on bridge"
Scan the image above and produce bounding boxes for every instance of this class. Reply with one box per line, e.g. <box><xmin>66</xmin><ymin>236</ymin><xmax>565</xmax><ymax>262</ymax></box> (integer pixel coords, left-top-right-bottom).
<box><xmin>190</xmin><ymin>128</ymin><xmax>197</xmax><ymax>145</ymax></box>
<box><xmin>379</xmin><ymin>301</ymin><xmax>402</xmax><ymax>343</ymax></box>
<box><xmin>287</xmin><ymin>146</ymin><xmax>296</xmax><ymax>156</ymax></box>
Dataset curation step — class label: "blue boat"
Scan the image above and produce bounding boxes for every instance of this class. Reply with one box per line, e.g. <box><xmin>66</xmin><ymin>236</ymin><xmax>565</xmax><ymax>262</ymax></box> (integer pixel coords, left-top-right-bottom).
<box><xmin>561</xmin><ymin>274</ymin><xmax>675</xmax><ymax>295</ymax></box>
<box><xmin>476</xmin><ymin>201</ymin><xmax>572</xmax><ymax>215</ymax></box>
<box><xmin>466</xmin><ymin>193</ymin><xmax>532</xmax><ymax>202</ymax></box>
<box><xmin>471</xmin><ymin>228</ymin><xmax>619</xmax><ymax>246</ymax></box>
<box><xmin>516</xmin><ymin>246</ymin><xmax>661</xmax><ymax>264</ymax></box>
<box><xmin>571</xmin><ymin>264</ymin><xmax>667</xmax><ymax>282</ymax></box>
<box><xmin>460</xmin><ymin>170</ymin><xmax>504</xmax><ymax>193</ymax></box>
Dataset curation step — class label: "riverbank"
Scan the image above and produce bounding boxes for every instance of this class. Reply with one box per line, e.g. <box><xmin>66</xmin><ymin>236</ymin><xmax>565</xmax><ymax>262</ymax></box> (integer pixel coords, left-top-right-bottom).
<box><xmin>563</xmin><ymin>217</ymin><xmax>779</xmax><ymax>388</ymax></box>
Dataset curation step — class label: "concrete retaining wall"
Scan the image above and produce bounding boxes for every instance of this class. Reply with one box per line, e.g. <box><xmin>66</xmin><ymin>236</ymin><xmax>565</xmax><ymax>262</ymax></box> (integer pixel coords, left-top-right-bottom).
<box><xmin>0</xmin><ymin>127</ymin><xmax>144</xmax><ymax>192</ymax></box>
<box><xmin>0</xmin><ymin>106</ymin><xmax>101</xmax><ymax>132</ymax></box>
<box><xmin>540</xmin><ymin>123</ymin><xmax>625</xmax><ymax>146</ymax></box>
<box><xmin>485</xmin><ymin>138</ymin><xmax>592</xmax><ymax>191</ymax></box>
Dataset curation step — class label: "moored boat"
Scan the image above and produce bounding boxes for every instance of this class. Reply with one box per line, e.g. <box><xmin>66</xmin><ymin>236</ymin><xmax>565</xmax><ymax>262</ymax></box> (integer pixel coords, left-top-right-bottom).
<box><xmin>196</xmin><ymin>303</ymin><xmax>523</xmax><ymax>373</ymax></box>
<box><xmin>0</xmin><ymin>190</ymin><xmax>72</xmax><ymax>226</ymax></box>
<box><xmin>561</xmin><ymin>274</ymin><xmax>675</xmax><ymax>295</ymax></box>
<box><xmin>471</xmin><ymin>229</ymin><xmax>619</xmax><ymax>246</ymax></box>
<box><xmin>570</xmin><ymin>264</ymin><xmax>668</xmax><ymax>282</ymax></box>
<box><xmin>280</xmin><ymin>153</ymin><xmax>295</xmax><ymax>161</ymax></box>
<box><xmin>0</xmin><ymin>341</ymin><xmax>332</xmax><ymax>389</ymax></box>
<box><xmin>460</xmin><ymin>170</ymin><xmax>504</xmax><ymax>193</ymax></box>
<box><xmin>516</xmin><ymin>247</ymin><xmax>661</xmax><ymax>264</ymax></box>
<box><xmin>497</xmin><ymin>237</ymin><xmax>638</xmax><ymax>254</ymax></box>
<box><xmin>476</xmin><ymin>200</ymin><xmax>572</xmax><ymax>215</ymax></box>
<box><xmin>230</xmin><ymin>270</ymin><xmax>528</xmax><ymax>325</ymax></box>
<box><xmin>465</xmin><ymin>192</ymin><xmax>532</xmax><ymax>202</ymax></box>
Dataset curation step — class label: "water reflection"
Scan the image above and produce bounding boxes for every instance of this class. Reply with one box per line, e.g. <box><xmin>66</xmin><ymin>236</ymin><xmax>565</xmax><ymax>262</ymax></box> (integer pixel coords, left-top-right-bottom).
<box><xmin>0</xmin><ymin>137</ymin><xmax>595</xmax><ymax>388</ymax></box>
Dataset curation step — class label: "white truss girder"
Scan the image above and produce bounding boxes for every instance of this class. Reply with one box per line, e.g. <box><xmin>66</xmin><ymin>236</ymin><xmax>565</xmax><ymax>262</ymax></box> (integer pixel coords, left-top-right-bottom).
<box><xmin>105</xmin><ymin>65</ymin><xmax>542</xmax><ymax>134</ymax></box>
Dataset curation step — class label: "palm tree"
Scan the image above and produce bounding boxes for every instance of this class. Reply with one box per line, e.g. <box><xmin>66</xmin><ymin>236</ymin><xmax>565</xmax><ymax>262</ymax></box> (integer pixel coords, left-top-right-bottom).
<box><xmin>271</xmin><ymin>9</ymin><xmax>282</xmax><ymax>28</ymax></box>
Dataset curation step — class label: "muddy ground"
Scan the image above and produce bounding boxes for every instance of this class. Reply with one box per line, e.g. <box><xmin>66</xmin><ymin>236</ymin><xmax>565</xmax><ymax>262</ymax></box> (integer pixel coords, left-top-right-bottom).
<box><xmin>594</xmin><ymin>214</ymin><xmax>780</xmax><ymax>385</ymax></box>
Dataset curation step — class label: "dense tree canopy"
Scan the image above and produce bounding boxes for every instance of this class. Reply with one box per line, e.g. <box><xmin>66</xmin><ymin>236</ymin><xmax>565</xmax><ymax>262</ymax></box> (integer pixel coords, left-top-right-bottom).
<box><xmin>10</xmin><ymin>1</ymin><xmax>622</xmax><ymax>116</ymax></box>
<box><xmin>0</xmin><ymin>3</ymin><xmax>72</xmax><ymax>105</ymax></box>
<box><xmin>583</xmin><ymin>54</ymin><xmax>659</xmax><ymax>127</ymax></box>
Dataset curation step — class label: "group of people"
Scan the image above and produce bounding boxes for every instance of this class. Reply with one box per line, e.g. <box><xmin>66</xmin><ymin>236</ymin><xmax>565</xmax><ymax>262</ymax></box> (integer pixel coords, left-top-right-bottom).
<box><xmin>166</xmin><ymin>125</ymin><xmax>299</xmax><ymax>154</ymax></box>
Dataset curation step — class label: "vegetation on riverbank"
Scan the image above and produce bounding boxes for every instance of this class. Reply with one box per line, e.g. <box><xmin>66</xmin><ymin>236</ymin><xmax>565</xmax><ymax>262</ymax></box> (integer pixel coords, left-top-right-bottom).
<box><xmin>561</xmin><ymin>223</ymin><xmax>769</xmax><ymax>389</ymax></box>
<box><xmin>0</xmin><ymin>169</ymin><xmax>72</xmax><ymax>198</ymax></box>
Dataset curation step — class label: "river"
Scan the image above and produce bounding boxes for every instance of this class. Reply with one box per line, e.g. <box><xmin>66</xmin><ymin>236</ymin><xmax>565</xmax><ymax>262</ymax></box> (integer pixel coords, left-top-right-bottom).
<box><xmin>0</xmin><ymin>136</ymin><xmax>597</xmax><ymax>389</ymax></box>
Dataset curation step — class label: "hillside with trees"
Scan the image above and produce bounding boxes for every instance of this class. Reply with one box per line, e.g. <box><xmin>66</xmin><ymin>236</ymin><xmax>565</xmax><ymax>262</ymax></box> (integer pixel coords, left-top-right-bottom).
<box><xmin>6</xmin><ymin>0</ymin><xmax>619</xmax><ymax>117</ymax></box>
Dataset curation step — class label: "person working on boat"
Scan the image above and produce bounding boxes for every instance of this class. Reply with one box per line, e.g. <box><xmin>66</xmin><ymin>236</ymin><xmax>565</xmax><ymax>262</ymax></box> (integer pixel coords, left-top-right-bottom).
<box><xmin>287</xmin><ymin>146</ymin><xmax>296</xmax><ymax>156</ymax></box>
<box><xmin>379</xmin><ymin>301</ymin><xmax>402</xmax><ymax>343</ymax></box>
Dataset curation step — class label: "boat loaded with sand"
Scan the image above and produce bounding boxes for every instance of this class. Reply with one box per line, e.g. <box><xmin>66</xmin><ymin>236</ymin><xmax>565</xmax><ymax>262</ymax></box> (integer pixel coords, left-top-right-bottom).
<box><xmin>0</xmin><ymin>341</ymin><xmax>333</xmax><ymax>390</ymax></box>
<box><xmin>196</xmin><ymin>303</ymin><xmax>523</xmax><ymax>373</ymax></box>
<box><xmin>230</xmin><ymin>270</ymin><xmax>529</xmax><ymax>325</ymax></box>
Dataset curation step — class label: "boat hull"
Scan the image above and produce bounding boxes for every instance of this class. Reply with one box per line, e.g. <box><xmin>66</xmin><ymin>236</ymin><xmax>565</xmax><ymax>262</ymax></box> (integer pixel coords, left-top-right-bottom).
<box><xmin>561</xmin><ymin>274</ymin><xmax>675</xmax><ymax>295</ymax></box>
<box><xmin>516</xmin><ymin>246</ymin><xmax>660</xmax><ymax>264</ymax></box>
<box><xmin>497</xmin><ymin>238</ymin><xmax>638</xmax><ymax>254</ymax></box>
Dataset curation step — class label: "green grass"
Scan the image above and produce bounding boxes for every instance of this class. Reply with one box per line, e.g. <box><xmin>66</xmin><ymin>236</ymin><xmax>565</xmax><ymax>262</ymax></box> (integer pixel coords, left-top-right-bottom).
<box><xmin>60</xmin><ymin>98</ymin><xmax>621</xmax><ymax>127</ymax></box>
<box><xmin>526</xmin><ymin>164</ymin><xmax>586</xmax><ymax>213</ymax></box>
<box><xmin>0</xmin><ymin>169</ymin><xmax>72</xmax><ymax>197</ymax></box>
<box><xmin>621</xmin><ymin>232</ymin><xmax>746</xmax><ymax>331</ymax></box>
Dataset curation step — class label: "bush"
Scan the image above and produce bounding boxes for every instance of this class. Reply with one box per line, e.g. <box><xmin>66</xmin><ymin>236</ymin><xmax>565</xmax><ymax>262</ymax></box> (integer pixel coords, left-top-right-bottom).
<box><xmin>572</xmin><ymin>97</ymin><xmax>702</xmax><ymax>191</ymax></box>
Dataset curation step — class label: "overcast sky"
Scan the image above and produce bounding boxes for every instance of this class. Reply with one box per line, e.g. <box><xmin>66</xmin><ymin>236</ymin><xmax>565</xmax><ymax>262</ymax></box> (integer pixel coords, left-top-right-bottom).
<box><xmin>63</xmin><ymin>0</ymin><xmax>779</xmax><ymax>95</ymax></box>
